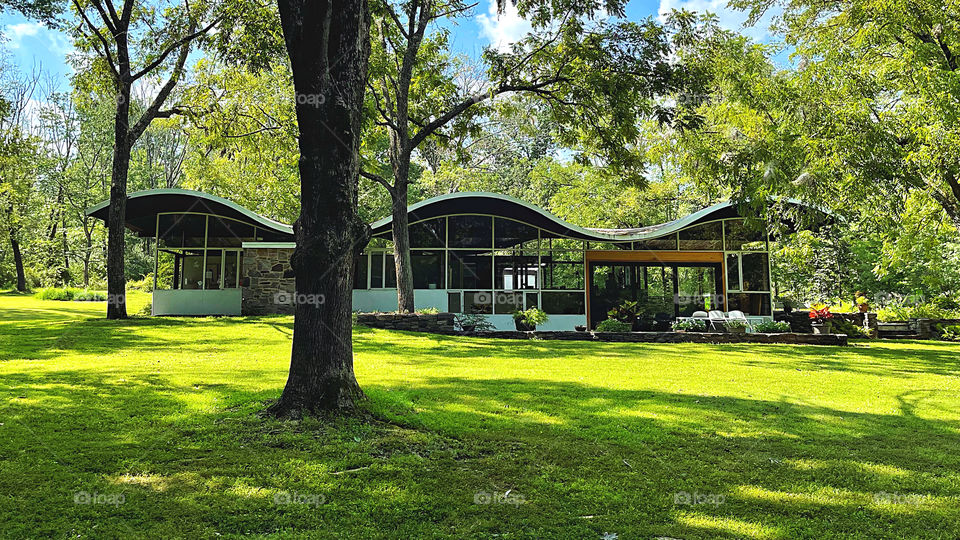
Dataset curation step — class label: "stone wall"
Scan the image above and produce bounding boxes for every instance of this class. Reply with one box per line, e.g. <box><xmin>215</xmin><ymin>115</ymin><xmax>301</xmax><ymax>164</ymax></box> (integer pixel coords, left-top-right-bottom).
<box><xmin>242</xmin><ymin>247</ymin><xmax>296</xmax><ymax>315</ymax></box>
<box><xmin>356</xmin><ymin>313</ymin><xmax>456</xmax><ymax>333</ymax></box>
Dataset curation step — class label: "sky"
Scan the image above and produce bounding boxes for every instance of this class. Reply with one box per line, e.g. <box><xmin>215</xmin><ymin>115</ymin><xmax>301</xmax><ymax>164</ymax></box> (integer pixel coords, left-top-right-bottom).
<box><xmin>0</xmin><ymin>0</ymin><xmax>774</xmax><ymax>88</ymax></box>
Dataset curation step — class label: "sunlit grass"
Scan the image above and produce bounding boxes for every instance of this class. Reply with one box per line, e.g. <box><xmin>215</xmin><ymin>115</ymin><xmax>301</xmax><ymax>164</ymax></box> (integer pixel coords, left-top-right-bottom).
<box><xmin>1</xmin><ymin>290</ymin><xmax>959</xmax><ymax>538</ymax></box>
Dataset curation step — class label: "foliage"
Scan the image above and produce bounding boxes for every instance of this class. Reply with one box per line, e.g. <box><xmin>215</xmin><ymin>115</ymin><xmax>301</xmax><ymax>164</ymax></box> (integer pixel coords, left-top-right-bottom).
<box><xmin>33</xmin><ymin>287</ymin><xmax>105</xmax><ymax>301</ymax></box>
<box><xmin>454</xmin><ymin>312</ymin><xmax>494</xmax><ymax>332</ymax></box>
<box><xmin>415</xmin><ymin>307</ymin><xmax>440</xmax><ymax>315</ymax></box>
<box><xmin>830</xmin><ymin>317</ymin><xmax>870</xmax><ymax>339</ymax></box>
<box><xmin>512</xmin><ymin>307</ymin><xmax>549</xmax><ymax>326</ymax></box>
<box><xmin>938</xmin><ymin>325</ymin><xmax>960</xmax><ymax>342</ymax></box>
<box><xmin>724</xmin><ymin>318</ymin><xmax>748</xmax><ymax>331</ymax></box>
<box><xmin>755</xmin><ymin>320</ymin><xmax>791</xmax><ymax>333</ymax></box>
<box><xmin>809</xmin><ymin>305</ymin><xmax>834</xmax><ymax>323</ymax></box>
<box><xmin>607</xmin><ymin>300</ymin><xmax>642</xmax><ymax>324</ymax></box>
<box><xmin>876</xmin><ymin>301</ymin><xmax>960</xmax><ymax>322</ymax></box>
<box><xmin>595</xmin><ymin>318</ymin><xmax>632</xmax><ymax>332</ymax></box>
<box><xmin>672</xmin><ymin>318</ymin><xmax>707</xmax><ymax>332</ymax></box>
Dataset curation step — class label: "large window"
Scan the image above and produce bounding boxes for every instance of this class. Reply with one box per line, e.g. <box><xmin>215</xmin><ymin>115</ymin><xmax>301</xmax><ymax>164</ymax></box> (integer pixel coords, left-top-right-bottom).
<box><xmin>448</xmin><ymin>216</ymin><xmax>492</xmax><ymax>248</ymax></box>
<box><xmin>411</xmin><ymin>251</ymin><xmax>444</xmax><ymax>289</ymax></box>
<box><xmin>448</xmin><ymin>250</ymin><xmax>493</xmax><ymax>289</ymax></box>
<box><xmin>541</xmin><ymin>251</ymin><xmax>584</xmax><ymax>290</ymax></box>
<box><xmin>410</xmin><ymin>218</ymin><xmax>446</xmax><ymax>248</ymax></box>
<box><xmin>678</xmin><ymin>222</ymin><xmax>723</xmax><ymax>250</ymax></box>
<box><xmin>724</xmin><ymin>219</ymin><xmax>766</xmax><ymax>251</ymax></box>
<box><xmin>494</xmin><ymin>250</ymin><xmax>539</xmax><ymax>289</ymax></box>
<box><xmin>495</xmin><ymin>218</ymin><xmax>538</xmax><ymax>249</ymax></box>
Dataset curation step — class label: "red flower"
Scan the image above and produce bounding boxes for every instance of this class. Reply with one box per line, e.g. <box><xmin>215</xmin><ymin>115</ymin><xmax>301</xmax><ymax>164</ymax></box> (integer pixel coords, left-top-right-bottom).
<box><xmin>809</xmin><ymin>306</ymin><xmax>833</xmax><ymax>322</ymax></box>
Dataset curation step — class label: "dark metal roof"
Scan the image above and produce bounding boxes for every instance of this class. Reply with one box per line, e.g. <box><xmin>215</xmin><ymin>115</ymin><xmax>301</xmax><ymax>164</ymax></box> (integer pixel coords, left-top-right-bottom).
<box><xmin>86</xmin><ymin>189</ymin><xmax>294</xmax><ymax>241</ymax></box>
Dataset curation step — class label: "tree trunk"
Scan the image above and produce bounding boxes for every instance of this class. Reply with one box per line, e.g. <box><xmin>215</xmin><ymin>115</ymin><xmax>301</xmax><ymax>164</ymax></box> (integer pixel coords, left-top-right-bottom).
<box><xmin>10</xmin><ymin>229</ymin><xmax>26</xmax><ymax>292</ymax></box>
<box><xmin>390</xmin><ymin>166</ymin><xmax>415</xmax><ymax>313</ymax></box>
<box><xmin>106</xmin><ymin>83</ymin><xmax>132</xmax><ymax>320</ymax></box>
<box><xmin>268</xmin><ymin>0</ymin><xmax>371</xmax><ymax>417</ymax></box>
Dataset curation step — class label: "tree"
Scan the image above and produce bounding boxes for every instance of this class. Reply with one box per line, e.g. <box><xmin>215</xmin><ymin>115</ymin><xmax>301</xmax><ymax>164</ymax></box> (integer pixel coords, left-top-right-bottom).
<box><xmin>729</xmin><ymin>0</ymin><xmax>960</xmax><ymax>231</ymax></box>
<box><xmin>363</xmin><ymin>0</ymin><xmax>686</xmax><ymax>312</ymax></box>
<box><xmin>0</xmin><ymin>67</ymin><xmax>43</xmax><ymax>292</ymax></box>
<box><xmin>267</xmin><ymin>0</ymin><xmax>371</xmax><ymax>416</ymax></box>
<box><xmin>70</xmin><ymin>0</ymin><xmax>219</xmax><ymax>318</ymax></box>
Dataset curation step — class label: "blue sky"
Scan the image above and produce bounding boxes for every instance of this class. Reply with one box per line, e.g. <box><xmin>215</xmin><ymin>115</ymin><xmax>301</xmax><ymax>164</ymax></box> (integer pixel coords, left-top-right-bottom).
<box><xmin>0</xmin><ymin>0</ymin><xmax>769</xmax><ymax>87</ymax></box>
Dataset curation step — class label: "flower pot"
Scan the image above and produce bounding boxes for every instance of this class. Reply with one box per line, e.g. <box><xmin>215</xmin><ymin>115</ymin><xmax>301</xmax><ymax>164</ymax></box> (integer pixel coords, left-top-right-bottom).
<box><xmin>514</xmin><ymin>320</ymin><xmax>535</xmax><ymax>331</ymax></box>
<box><xmin>811</xmin><ymin>322</ymin><xmax>832</xmax><ymax>334</ymax></box>
<box><xmin>858</xmin><ymin>304</ymin><xmax>870</xmax><ymax>313</ymax></box>
<box><xmin>461</xmin><ymin>324</ymin><xmax>476</xmax><ymax>332</ymax></box>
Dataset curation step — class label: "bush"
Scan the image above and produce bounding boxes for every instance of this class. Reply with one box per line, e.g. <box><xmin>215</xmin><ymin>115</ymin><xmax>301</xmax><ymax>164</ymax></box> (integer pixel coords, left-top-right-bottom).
<box><xmin>876</xmin><ymin>299</ymin><xmax>960</xmax><ymax>321</ymax></box>
<box><xmin>724</xmin><ymin>319</ymin><xmax>748</xmax><ymax>331</ymax></box>
<box><xmin>512</xmin><ymin>307</ymin><xmax>549</xmax><ymax>326</ymax></box>
<box><xmin>34</xmin><ymin>287</ymin><xmax>107</xmax><ymax>302</ymax></box>
<box><xmin>672</xmin><ymin>319</ymin><xmax>707</xmax><ymax>332</ymax></box>
<box><xmin>34</xmin><ymin>287</ymin><xmax>76</xmax><ymax>301</ymax></box>
<box><xmin>939</xmin><ymin>324</ymin><xmax>960</xmax><ymax>342</ymax></box>
<box><xmin>415</xmin><ymin>307</ymin><xmax>440</xmax><ymax>314</ymax></box>
<box><xmin>755</xmin><ymin>320</ymin><xmax>791</xmax><ymax>333</ymax></box>
<box><xmin>595</xmin><ymin>319</ymin><xmax>631</xmax><ymax>332</ymax></box>
<box><xmin>831</xmin><ymin>317</ymin><xmax>870</xmax><ymax>338</ymax></box>
<box><xmin>72</xmin><ymin>290</ymin><xmax>107</xmax><ymax>301</ymax></box>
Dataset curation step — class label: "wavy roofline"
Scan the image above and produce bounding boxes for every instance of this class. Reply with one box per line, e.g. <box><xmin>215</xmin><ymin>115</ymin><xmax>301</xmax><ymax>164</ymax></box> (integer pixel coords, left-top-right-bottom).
<box><xmin>85</xmin><ymin>188</ymin><xmax>294</xmax><ymax>236</ymax></box>
<box><xmin>370</xmin><ymin>191</ymin><xmax>830</xmax><ymax>242</ymax></box>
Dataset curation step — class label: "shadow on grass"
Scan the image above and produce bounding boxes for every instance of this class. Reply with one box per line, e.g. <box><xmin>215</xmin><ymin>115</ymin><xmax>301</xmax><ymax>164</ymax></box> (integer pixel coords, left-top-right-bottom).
<box><xmin>2</xmin><ymin>363</ymin><xmax>958</xmax><ymax>538</ymax></box>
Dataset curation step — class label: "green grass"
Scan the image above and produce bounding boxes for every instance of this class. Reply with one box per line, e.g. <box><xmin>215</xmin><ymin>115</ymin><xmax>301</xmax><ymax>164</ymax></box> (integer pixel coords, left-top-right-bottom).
<box><xmin>1</xmin><ymin>291</ymin><xmax>959</xmax><ymax>539</ymax></box>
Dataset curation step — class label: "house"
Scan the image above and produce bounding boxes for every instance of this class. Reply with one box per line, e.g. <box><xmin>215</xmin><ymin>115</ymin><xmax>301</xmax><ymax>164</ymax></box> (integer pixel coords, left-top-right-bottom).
<box><xmin>88</xmin><ymin>189</ymin><xmax>825</xmax><ymax>329</ymax></box>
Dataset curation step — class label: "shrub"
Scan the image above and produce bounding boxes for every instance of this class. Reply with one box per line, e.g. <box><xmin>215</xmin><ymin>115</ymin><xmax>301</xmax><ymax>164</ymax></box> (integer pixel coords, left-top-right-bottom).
<box><xmin>455</xmin><ymin>313</ymin><xmax>494</xmax><ymax>332</ymax></box>
<box><xmin>34</xmin><ymin>287</ymin><xmax>107</xmax><ymax>302</ymax></box>
<box><xmin>831</xmin><ymin>317</ymin><xmax>870</xmax><ymax>338</ymax></box>
<box><xmin>415</xmin><ymin>307</ymin><xmax>440</xmax><ymax>314</ymax></box>
<box><xmin>72</xmin><ymin>290</ymin><xmax>107</xmax><ymax>301</ymax></box>
<box><xmin>607</xmin><ymin>300</ymin><xmax>641</xmax><ymax>323</ymax></box>
<box><xmin>672</xmin><ymin>319</ymin><xmax>707</xmax><ymax>332</ymax></box>
<box><xmin>595</xmin><ymin>319</ymin><xmax>631</xmax><ymax>332</ymax></box>
<box><xmin>34</xmin><ymin>287</ymin><xmax>76</xmax><ymax>301</ymax></box>
<box><xmin>512</xmin><ymin>307</ymin><xmax>549</xmax><ymax>326</ymax></box>
<box><xmin>939</xmin><ymin>324</ymin><xmax>960</xmax><ymax>342</ymax></box>
<box><xmin>724</xmin><ymin>319</ymin><xmax>748</xmax><ymax>331</ymax></box>
<box><xmin>755</xmin><ymin>320</ymin><xmax>791</xmax><ymax>333</ymax></box>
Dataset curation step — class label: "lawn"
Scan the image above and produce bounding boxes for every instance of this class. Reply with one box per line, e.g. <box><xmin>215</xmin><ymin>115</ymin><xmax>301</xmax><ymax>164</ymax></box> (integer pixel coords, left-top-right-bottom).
<box><xmin>1</xmin><ymin>291</ymin><xmax>959</xmax><ymax>539</ymax></box>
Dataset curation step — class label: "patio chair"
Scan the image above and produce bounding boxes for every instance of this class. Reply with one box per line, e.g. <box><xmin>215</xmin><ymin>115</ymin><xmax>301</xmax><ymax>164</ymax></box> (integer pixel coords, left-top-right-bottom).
<box><xmin>691</xmin><ymin>311</ymin><xmax>708</xmax><ymax>319</ymax></box>
<box><xmin>707</xmin><ymin>310</ymin><xmax>726</xmax><ymax>332</ymax></box>
<box><xmin>727</xmin><ymin>310</ymin><xmax>754</xmax><ymax>332</ymax></box>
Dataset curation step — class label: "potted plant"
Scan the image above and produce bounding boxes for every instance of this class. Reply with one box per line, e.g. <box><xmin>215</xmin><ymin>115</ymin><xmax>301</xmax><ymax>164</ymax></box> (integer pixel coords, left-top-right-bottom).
<box><xmin>856</xmin><ymin>294</ymin><xmax>871</xmax><ymax>313</ymax></box>
<box><xmin>724</xmin><ymin>319</ymin><xmax>748</xmax><ymax>334</ymax></box>
<box><xmin>512</xmin><ymin>307</ymin><xmax>549</xmax><ymax>331</ymax></box>
<box><xmin>608</xmin><ymin>300</ymin><xmax>643</xmax><ymax>331</ymax></box>
<box><xmin>455</xmin><ymin>312</ymin><xmax>494</xmax><ymax>332</ymax></box>
<box><xmin>778</xmin><ymin>296</ymin><xmax>796</xmax><ymax>314</ymax></box>
<box><xmin>809</xmin><ymin>304</ymin><xmax>834</xmax><ymax>334</ymax></box>
<box><xmin>672</xmin><ymin>319</ymin><xmax>707</xmax><ymax>333</ymax></box>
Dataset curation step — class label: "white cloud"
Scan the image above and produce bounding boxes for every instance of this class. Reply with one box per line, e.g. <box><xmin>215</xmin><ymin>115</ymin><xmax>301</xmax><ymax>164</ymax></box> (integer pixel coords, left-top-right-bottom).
<box><xmin>3</xmin><ymin>22</ymin><xmax>43</xmax><ymax>49</ymax></box>
<box><xmin>657</xmin><ymin>0</ymin><xmax>777</xmax><ymax>43</ymax></box>
<box><xmin>476</xmin><ymin>0</ymin><xmax>533</xmax><ymax>52</ymax></box>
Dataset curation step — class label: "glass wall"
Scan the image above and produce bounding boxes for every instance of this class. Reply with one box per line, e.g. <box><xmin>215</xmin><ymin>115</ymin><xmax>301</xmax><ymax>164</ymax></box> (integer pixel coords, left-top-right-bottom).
<box><xmin>155</xmin><ymin>213</ymin><xmax>249</xmax><ymax>290</ymax></box>
<box><xmin>357</xmin><ymin>214</ymin><xmax>772</xmax><ymax>317</ymax></box>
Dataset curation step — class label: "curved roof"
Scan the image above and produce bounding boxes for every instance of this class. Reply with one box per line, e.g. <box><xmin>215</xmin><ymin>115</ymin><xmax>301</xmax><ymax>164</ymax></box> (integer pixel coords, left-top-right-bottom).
<box><xmin>86</xmin><ymin>188</ymin><xmax>294</xmax><ymax>240</ymax></box>
<box><xmin>369</xmin><ymin>191</ymin><xmax>829</xmax><ymax>242</ymax></box>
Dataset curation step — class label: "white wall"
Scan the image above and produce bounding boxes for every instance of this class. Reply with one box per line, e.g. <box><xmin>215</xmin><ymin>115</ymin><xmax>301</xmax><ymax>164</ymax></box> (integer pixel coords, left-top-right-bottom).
<box><xmin>153</xmin><ymin>289</ymin><xmax>242</xmax><ymax>316</ymax></box>
<box><xmin>352</xmin><ymin>289</ymin><xmax>586</xmax><ymax>331</ymax></box>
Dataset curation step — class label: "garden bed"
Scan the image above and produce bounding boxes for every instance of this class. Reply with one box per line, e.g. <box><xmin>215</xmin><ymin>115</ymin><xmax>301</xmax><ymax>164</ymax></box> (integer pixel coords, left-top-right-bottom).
<box><xmin>454</xmin><ymin>330</ymin><xmax>849</xmax><ymax>346</ymax></box>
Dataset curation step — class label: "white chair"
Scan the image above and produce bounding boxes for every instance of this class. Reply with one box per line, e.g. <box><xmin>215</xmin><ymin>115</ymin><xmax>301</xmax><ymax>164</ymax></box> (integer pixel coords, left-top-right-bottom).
<box><xmin>707</xmin><ymin>310</ymin><xmax>726</xmax><ymax>332</ymax></box>
<box><xmin>727</xmin><ymin>310</ymin><xmax>754</xmax><ymax>332</ymax></box>
<box><xmin>692</xmin><ymin>311</ymin><xmax>708</xmax><ymax>318</ymax></box>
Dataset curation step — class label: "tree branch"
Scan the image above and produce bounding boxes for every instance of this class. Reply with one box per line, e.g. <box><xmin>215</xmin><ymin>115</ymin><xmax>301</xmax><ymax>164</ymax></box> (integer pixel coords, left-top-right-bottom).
<box><xmin>130</xmin><ymin>16</ymin><xmax>220</xmax><ymax>82</ymax></box>
<box><xmin>361</xmin><ymin>169</ymin><xmax>394</xmax><ymax>193</ymax></box>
